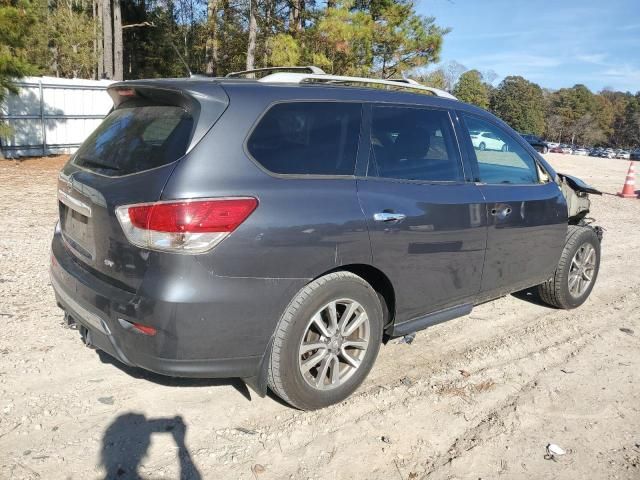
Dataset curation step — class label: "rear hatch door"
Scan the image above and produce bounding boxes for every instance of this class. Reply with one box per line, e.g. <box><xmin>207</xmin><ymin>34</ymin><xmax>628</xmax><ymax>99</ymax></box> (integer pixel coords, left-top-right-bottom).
<box><xmin>57</xmin><ymin>82</ymin><xmax>228</xmax><ymax>291</ymax></box>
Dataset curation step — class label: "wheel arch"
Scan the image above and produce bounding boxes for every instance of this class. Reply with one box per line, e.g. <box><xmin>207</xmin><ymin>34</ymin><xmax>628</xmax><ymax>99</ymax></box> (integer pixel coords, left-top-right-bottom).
<box><xmin>320</xmin><ymin>263</ymin><xmax>396</xmax><ymax>331</ymax></box>
<box><xmin>244</xmin><ymin>263</ymin><xmax>397</xmax><ymax>398</ymax></box>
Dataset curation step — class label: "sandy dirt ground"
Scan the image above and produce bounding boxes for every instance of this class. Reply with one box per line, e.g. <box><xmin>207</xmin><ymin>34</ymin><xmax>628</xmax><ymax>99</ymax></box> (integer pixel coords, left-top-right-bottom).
<box><xmin>0</xmin><ymin>153</ymin><xmax>639</xmax><ymax>480</ymax></box>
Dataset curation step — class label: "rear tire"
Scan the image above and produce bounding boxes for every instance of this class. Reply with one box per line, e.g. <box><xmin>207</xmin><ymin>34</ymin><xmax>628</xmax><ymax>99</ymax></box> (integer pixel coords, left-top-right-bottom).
<box><xmin>268</xmin><ymin>272</ymin><xmax>383</xmax><ymax>410</ymax></box>
<box><xmin>538</xmin><ymin>225</ymin><xmax>600</xmax><ymax>309</ymax></box>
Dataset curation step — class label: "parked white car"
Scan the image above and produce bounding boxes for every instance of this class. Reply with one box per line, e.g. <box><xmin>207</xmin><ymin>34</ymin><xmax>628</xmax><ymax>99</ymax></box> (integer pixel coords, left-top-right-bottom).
<box><xmin>572</xmin><ymin>148</ymin><xmax>589</xmax><ymax>156</ymax></box>
<box><xmin>470</xmin><ymin>130</ymin><xmax>507</xmax><ymax>151</ymax></box>
<box><xmin>616</xmin><ymin>150</ymin><xmax>630</xmax><ymax>159</ymax></box>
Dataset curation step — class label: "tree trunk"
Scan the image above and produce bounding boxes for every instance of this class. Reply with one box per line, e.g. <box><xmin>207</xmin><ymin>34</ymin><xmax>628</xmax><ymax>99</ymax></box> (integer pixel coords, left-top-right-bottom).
<box><xmin>289</xmin><ymin>0</ymin><xmax>303</xmax><ymax>34</ymax></box>
<box><xmin>96</xmin><ymin>0</ymin><xmax>105</xmax><ymax>79</ymax></box>
<box><xmin>113</xmin><ymin>0</ymin><xmax>123</xmax><ymax>80</ymax></box>
<box><xmin>102</xmin><ymin>0</ymin><xmax>113</xmax><ymax>79</ymax></box>
<box><xmin>219</xmin><ymin>0</ymin><xmax>229</xmax><ymax>68</ymax></box>
<box><xmin>92</xmin><ymin>0</ymin><xmax>97</xmax><ymax>79</ymax></box>
<box><xmin>246</xmin><ymin>0</ymin><xmax>257</xmax><ymax>71</ymax></box>
<box><xmin>264</xmin><ymin>0</ymin><xmax>273</xmax><ymax>31</ymax></box>
<box><xmin>205</xmin><ymin>0</ymin><xmax>219</xmax><ymax>76</ymax></box>
<box><xmin>263</xmin><ymin>0</ymin><xmax>273</xmax><ymax>66</ymax></box>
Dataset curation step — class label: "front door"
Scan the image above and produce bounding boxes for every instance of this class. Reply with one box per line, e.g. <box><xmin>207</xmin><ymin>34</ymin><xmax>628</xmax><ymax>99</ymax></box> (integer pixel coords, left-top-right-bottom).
<box><xmin>458</xmin><ymin>113</ymin><xmax>568</xmax><ymax>298</ymax></box>
<box><xmin>357</xmin><ymin>104</ymin><xmax>487</xmax><ymax>324</ymax></box>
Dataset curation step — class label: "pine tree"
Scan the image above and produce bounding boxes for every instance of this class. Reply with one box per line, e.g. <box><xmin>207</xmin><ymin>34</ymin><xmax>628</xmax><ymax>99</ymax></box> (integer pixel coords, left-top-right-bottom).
<box><xmin>490</xmin><ymin>76</ymin><xmax>545</xmax><ymax>135</ymax></box>
<box><xmin>0</xmin><ymin>0</ymin><xmax>38</xmax><ymax>138</ymax></box>
<box><xmin>453</xmin><ymin>70</ymin><xmax>489</xmax><ymax>109</ymax></box>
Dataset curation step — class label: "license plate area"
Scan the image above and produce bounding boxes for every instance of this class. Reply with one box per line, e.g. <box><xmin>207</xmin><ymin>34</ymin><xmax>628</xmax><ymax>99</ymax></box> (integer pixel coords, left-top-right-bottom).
<box><xmin>60</xmin><ymin>202</ymin><xmax>96</xmax><ymax>261</ymax></box>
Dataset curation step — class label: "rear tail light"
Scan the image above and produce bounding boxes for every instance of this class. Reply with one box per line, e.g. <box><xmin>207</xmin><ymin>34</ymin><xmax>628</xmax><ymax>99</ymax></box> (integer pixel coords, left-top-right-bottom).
<box><xmin>115</xmin><ymin>197</ymin><xmax>258</xmax><ymax>254</ymax></box>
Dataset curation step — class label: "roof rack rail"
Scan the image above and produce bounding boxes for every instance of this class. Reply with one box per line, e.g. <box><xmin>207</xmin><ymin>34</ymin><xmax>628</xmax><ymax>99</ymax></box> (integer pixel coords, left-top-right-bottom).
<box><xmin>226</xmin><ymin>66</ymin><xmax>326</xmax><ymax>78</ymax></box>
<box><xmin>257</xmin><ymin>71</ymin><xmax>457</xmax><ymax>99</ymax></box>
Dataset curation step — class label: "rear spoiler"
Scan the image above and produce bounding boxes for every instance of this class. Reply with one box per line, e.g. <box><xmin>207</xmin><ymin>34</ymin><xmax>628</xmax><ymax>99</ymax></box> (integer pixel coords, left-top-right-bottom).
<box><xmin>106</xmin><ymin>81</ymin><xmax>229</xmax><ymax>155</ymax></box>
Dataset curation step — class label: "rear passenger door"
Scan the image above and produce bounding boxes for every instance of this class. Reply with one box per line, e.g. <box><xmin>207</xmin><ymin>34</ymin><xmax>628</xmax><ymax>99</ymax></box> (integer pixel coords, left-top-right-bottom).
<box><xmin>357</xmin><ymin>104</ymin><xmax>487</xmax><ymax>323</ymax></box>
<box><xmin>458</xmin><ymin>113</ymin><xmax>567</xmax><ymax>298</ymax></box>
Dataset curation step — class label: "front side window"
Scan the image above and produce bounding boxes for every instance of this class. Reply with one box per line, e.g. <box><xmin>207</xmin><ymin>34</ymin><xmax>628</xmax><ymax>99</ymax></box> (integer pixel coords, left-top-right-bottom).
<box><xmin>368</xmin><ymin>106</ymin><xmax>462</xmax><ymax>182</ymax></box>
<box><xmin>462</xmin><ymin>114</ymin><xmax>539</xmax><ymax>184</ymax></box>
<box><xmin>247</xmin><ymin>102</ymin><xmax>362</xmax><ymax>175</ymax></box>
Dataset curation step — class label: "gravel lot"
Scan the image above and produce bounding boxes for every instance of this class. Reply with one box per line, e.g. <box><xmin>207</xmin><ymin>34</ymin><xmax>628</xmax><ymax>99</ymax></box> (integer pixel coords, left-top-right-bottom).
<box><xmin>1</xmin><ymin>153</ymin><xmax>639</xmax><ymax>480</ymax></box>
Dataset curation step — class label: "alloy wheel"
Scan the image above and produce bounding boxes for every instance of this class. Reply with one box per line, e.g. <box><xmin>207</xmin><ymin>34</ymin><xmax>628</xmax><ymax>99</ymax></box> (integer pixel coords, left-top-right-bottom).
<box><xmin>568</xmin><ymin>242</ymin><xmax>596</xmax><ymax>297</ymax></box>
<box><xmin>298</xmin><ymin>299</ymin><xmax>370</xmax><ymax>390</ymax></box>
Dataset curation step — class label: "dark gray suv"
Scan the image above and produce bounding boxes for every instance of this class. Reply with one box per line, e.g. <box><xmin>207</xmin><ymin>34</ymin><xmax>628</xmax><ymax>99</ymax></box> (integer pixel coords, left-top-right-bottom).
<box><xmin>50</xmin><ymin>70</ymin><xmax>602</xmax><ymax>410</ymax></box>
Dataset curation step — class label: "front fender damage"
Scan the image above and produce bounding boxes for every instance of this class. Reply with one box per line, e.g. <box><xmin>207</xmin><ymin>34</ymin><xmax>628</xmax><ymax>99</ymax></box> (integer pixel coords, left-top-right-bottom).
<box><xmin>557</xmin><ymin>173</ymin><xmax>602</xmax><ymax>224</ymax></box>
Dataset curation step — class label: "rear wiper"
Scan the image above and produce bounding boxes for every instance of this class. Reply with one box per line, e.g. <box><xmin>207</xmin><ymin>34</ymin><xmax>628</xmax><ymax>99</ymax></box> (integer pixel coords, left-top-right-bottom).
<box><xmin>76</xmin><ymin>157</ymin><xmax>121</xmax><ymax>172</ymax></box>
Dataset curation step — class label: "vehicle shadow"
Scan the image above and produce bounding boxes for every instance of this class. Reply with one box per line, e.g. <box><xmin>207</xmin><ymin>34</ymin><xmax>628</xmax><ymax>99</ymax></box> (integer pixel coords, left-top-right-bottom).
<box><xmin>101</xmin><ymin>413</ymin><xmax>202</xmax><ymax>480</ymax></box>
<box><xmin>511</xmin><ymin>287</ymin><xmax>555</xmax><ymax>308</ymax></box>
<box><xmin>96</xmin><ymin>350</ymin><xmax>253</xmax><ymax>401</ymax></box>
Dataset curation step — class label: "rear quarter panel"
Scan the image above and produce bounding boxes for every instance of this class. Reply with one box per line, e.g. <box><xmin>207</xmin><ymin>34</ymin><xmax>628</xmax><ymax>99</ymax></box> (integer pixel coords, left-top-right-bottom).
<box><xmin>160</xmin><ymin>84</ymin><xmax>373</xmax><ymax>279</ymax></box>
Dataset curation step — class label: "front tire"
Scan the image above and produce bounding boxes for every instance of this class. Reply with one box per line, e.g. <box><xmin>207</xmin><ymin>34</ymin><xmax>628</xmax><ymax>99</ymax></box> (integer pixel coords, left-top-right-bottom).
<box><xmin>268</xmin><ymin>272</ymin><xmax>383</xmax><ymax>410</ymax></box>
<box><xmin>538</xmin><ymin>226</ymin><xmax>600</xmax><ymax>309</ymax></box>
<box><xmin>479</xmin><ymin>142</ymin><xmax>486</xmax><ymax>151</ymax></box>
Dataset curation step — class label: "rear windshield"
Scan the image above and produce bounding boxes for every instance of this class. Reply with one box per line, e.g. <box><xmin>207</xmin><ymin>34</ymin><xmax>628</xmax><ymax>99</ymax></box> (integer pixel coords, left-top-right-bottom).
<box><xmin>73</xmin><ymin>105</ymin><xmax>194</xmax><ymax>176</ymax></box>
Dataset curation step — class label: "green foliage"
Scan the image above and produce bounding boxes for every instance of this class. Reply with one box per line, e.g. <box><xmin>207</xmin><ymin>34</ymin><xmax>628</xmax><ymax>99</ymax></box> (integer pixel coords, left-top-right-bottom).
<box><xmin>266</xmin><ymin>33</ymin><xmax>302</xmax><ymax>66</ymax></box>
<box><xmin>2</xmin><ymin>0</ymin><xmax>98</xmax><ymax>80</ymax></box>
<box><xmin>0</xmin><ymin>0</ymin><xmax>38</xmax><ymax>94</ymax></box>
<box><xmin>47</xmin><ymin>2</ymin><xmax>98</xmax><ymax>78</ymax></box>
<box><xmin>0</xmin><ymin>0</ymin><xmax>39</xmax><ymax>136</ymax></box>
<box><xmin>622</xmin><ymin>94</ymin><xmax>640</xmax><ymax>146</ymax></box>
<box><xmin>1</xmin><ymin>0</ymin><xmax>447</xmax><ymax>83</ymax></box>
<box><xmin>306</xmin><ymin>1</ymin><xmax>373</xmax><ymax>76</ymax></box>
<box><xmin>369</xmin><ymin>1</ymin><xmax>447</xmax><ymax>78</ymax></box>
<box><xmin>414</xmin><ymin>69</ymin><xmax>446</xmax><ymax>90</ymax></box>
<box><xmin>2</xmin><ymin>0</ymin><xmax>638</xmax><ymax>149</ymax></box>
<box><xmin>262</xmin><ymin>0</ymin><xmax>446</xmax><ymax>78</ymax></box>
<box><xmin>122</xmin><ymin>3</ymin><xmax>203</xmax><ymax>79</ymax></box>
<box><xmin>490</xmin><ymin>76</ymin><xmax>545</xmax><ymax>136</ymax></box>
<box><xmin>540</xmin><ymin>85</ymin><xmax>639</xmax><ymax>147</ymax></box>
<box><xmin>453</xmin><ymin>69</ymin><xmax>489</xmax><ymax>109</ymax></box>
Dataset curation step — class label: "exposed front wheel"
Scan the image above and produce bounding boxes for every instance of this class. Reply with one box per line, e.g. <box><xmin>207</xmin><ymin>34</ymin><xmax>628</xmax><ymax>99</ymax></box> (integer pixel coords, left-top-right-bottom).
<box><xmin>538</xmin><ymin>225</ymin><xmax>601</xmax><ymax>309</ymax></box>
<box><xmin>268</xmin><ymin>272</ymin><xmax>383</xmax><ymax>410</ymax></box>
<box><xmin>479</xmin><ymin>142</ymin><xmax>486</xmax><ymax>151</ymax></box>
<box><xmin>501</xmin><ymin>144</ymin><xmax>509</xmax><ymax>152</ymax></box>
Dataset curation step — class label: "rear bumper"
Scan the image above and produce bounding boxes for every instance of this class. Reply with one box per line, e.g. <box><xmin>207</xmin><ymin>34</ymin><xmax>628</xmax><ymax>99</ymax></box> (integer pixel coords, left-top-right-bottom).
<box><xmin>50</xmin><ymin>231</ymin><xmax>306</xmax><ymax>378</ymax></box>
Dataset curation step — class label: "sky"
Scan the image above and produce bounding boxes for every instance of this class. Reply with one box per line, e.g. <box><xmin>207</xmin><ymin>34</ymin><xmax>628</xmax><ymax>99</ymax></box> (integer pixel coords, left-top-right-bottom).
<box><xmin>416</xmin><ymin>0</ymin><xmax>640</xmax><ymax>92</ymax></box>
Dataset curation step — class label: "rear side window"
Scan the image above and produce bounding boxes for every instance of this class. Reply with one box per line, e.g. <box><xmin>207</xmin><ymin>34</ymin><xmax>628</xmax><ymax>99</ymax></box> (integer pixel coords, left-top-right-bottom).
<box><xmin>73</xmin><ymin>105</ymin><xmax>194</xmax><ymax>176</ymax></box>
<box><xmin>368</xmin><ymin>105</ymin><xmax>462</xmax><ymax>182</ymax></box>
<box><xmin>462</xmin><ymin>114</ymin><xmax>539</xmax><ymax>184</ymax></box>
<box><xmin>247</xmin><ymin>102</ymin><xmax>362</xmax><ymax>175</ymax></box>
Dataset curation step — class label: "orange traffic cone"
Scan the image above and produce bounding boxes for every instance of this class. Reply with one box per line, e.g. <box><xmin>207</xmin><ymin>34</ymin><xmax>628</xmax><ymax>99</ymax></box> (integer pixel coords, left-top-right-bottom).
<box><xmin>617</xmin><ymin>162</ymin><xmax>638</xmax><ymax>198</ymax></box>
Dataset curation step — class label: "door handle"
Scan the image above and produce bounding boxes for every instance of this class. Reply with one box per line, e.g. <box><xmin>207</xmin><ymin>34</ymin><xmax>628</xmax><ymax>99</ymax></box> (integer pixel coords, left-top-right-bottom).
<box><xmin>373</xmin><ymin>212</ymin><xmax>406</xmax><ymax>222</ymax></box>
<box><xmin>490</xmin><ymin>205</ymin><xmax>512</xmax><ymax>219</ymax></box>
